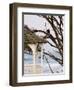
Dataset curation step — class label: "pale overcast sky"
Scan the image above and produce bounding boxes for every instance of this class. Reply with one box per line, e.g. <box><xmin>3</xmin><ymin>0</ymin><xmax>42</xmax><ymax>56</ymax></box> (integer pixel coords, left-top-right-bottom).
<box><xmin>24</xmin><ymin>14</ymin><xmax>62</xmax><ymax>60</ymax></box>
<box><xmin>24</xmin><ymin>15</ymin><xmax>56</xmax><ymax>37</ymax></box>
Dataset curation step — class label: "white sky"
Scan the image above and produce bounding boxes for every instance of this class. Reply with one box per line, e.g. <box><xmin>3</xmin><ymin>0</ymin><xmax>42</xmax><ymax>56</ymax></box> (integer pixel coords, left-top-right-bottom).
<box><xmin>24</xmin><ymin>15</ymin><xmax>56</xmax><ymax>37</ymax></box>
<box><xmin>24</xmin><ymin>15</ymin><xmax>62</xmax><ymax>60</ymax></box>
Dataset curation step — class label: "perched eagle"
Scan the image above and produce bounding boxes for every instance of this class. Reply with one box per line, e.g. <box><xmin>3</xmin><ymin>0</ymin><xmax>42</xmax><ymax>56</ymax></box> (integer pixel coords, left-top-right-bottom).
<box><xmin>46</xmin><ymin>29</ymin><xmax>50</xmax><ymax>35</ymax></box>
